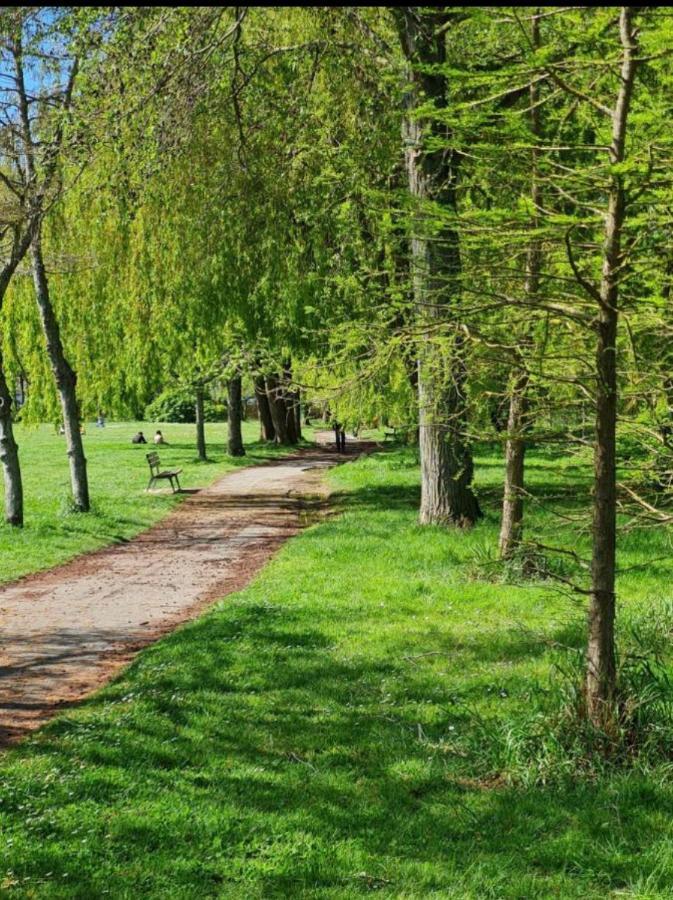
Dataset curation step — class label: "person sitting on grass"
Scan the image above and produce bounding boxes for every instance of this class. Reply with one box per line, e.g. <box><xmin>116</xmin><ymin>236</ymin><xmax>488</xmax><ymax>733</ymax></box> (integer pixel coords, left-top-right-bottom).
<box><xmin>131</xmin><ymin>431</ymin><xmax>147</xmax><ymax>444</ymax></box>
<box><xmin>154</xmin><ymin>430</ymin><xmax>167</xmax><ymax>445</ymax></box>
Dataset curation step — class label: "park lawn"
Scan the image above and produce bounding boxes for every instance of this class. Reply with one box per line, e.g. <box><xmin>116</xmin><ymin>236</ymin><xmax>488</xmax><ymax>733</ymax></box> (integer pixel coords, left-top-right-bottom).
<box><xmin>1</xmin><ymin>446</ymin><xmax>673</xmax><ymax>896</ymax></box>
<box><xmin>0</xmin><ymin>420</ymin><xmax>316</xmax><ymax>585</ymax></box>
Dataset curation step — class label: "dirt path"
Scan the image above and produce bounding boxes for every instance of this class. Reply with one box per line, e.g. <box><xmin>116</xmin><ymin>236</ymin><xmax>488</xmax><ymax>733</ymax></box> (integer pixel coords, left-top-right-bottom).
<box><xmin>0</xmin><ymin>446</ymin><xmax>361</xmax><ymax>745</ymax></box>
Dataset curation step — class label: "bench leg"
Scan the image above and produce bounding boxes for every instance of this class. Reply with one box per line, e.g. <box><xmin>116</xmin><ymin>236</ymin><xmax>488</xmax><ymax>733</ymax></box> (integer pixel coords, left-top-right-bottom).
<box><xmin>147</xmin><ymin>476</ymin><xmax>156</xmax><ymax>491</ymax></box>
<box><xmin>174</xmin><ymin>475</ymin><xmax>181</xmax><ymax>492</ymax></box>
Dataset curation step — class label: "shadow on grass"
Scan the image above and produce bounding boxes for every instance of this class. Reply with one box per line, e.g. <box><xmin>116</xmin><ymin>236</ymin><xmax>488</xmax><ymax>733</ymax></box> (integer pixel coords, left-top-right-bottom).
<box><xmin>331</xmin><ymin>482</ymin><xmax>421</xmax><ymax>513</ymax></box>
<box><xmin>0</xmin><ymin>595</ymin><xmax>665</xmax><ymax>897</ymax></box>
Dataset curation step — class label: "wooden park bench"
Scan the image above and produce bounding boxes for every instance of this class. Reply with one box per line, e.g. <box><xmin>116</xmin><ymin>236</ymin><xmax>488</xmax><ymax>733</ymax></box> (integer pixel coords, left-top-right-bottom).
<box><xmin>145</xmin><ymin>452</ymin><xmax>182</xmax><ymax>493</ymax></box>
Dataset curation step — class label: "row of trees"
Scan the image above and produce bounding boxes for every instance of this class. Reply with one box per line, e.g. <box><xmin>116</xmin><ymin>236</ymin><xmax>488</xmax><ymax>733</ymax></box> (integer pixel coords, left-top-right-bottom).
<box><xmin>1</xmin><ymin>6</ymin><xmax>672</xmax><ymax>730</ymax></box>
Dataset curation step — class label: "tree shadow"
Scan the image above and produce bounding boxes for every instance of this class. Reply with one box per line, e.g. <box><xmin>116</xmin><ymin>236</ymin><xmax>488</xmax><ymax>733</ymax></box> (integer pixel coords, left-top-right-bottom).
<box><xmin>331</xmin><ymin>483</ymin><xmax>421</xmax><ymax>513</ymax></box>
<box><xmin>0</xmin><ymin>596</ymin><xmax>663</xmax><ymax>897</ymax></box>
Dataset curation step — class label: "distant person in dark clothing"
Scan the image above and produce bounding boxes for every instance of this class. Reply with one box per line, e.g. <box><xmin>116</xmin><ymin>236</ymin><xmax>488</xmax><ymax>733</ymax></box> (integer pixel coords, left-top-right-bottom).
<box><xmin>333</xmin><ymin>420</ymin><xmax>346</xmax><ymax>453</ymax></box>
<box><xmin>132</xmin><ymin>431</ymin><xmax>147</xmax><ymax>444</ymax></box>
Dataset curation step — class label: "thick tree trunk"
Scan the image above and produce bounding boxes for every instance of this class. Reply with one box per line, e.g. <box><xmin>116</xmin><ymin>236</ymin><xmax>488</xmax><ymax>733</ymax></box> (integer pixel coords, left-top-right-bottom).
<box><xmin>227</xmin><ymin>375</ymin><xmax>245</xmax><ymax>456</ymax></box>
<box><xmin>265</xmin><ymin>374</ymin><xmax>289</xmax><ymax>445</ymax></box>
<box><xmin>266</xmin><ymin>373</ymin><xmax>298</xmax><ymax>446</ymax></box>
<box><xmin>31</xmin><ymin>233</ymin><xmax>90</xmax><ymax>512</ymax></box>
<box><xmin>396</xmin><ymin>8</ymin><xmax>480</xmax><ymax>527</ymax></box>
<box><xmin>585</xmin><ymin>7</ymin><xmax>637</xmax><ymax>726</ymax></box>
<box><xmin>255</xmin><ymin>375</ymin><xmax>275</xmax><ymax>442</ymax></box>
<box><xmin>195</xmin><ymin>387</ymin><xmax>207</xmax><ymax>461</ymax></box>
<box><xmin>499</xmin><ymin>16</ymin><xmax>540</xmax><ymax>559</ymax></box>
<box><xmin>0</xmin><ymin>351</ymin><xmax>23</xmax><ymax>526</ymax></box>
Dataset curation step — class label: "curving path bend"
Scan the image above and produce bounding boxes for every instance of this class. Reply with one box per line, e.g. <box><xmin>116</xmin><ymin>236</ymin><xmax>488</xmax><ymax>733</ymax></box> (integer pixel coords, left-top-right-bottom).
<box><xmin>0</xmin><ymin>445</ymin><xmax>360</xmax><ymax>745</ymax></box>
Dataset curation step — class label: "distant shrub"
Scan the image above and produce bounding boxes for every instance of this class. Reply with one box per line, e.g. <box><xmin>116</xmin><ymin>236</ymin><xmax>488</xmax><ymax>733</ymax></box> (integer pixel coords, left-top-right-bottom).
<box><xmin>145</xmin><ymin>388</ymin><xmax>226</xmax><ymax>423</ymax></box>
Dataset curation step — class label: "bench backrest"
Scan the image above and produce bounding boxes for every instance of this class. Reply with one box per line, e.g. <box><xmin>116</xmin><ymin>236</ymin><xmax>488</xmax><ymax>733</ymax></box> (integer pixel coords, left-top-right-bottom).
<box><xmin>146</xmin><ymin>452</ymin><xmax>161</xmax><ymax>474</ymax></box>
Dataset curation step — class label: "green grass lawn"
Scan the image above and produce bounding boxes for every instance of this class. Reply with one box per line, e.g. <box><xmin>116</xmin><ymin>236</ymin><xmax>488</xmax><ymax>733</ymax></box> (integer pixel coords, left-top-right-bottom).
<box><xmin>1</xmin><ymin>444</ymin><xmax>673</xmax><ymax>897</ymax></box>
<box><xmin>0</xmin><ymin>420</ymin><xmax>316</xmax><ymax>585</ymax></box>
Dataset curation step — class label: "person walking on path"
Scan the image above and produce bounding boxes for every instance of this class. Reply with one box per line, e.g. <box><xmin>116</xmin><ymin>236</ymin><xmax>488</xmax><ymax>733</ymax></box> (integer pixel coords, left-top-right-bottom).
<box><xmin>333</xmin><ymin>419</ymin><xmax>346</xmax><ymax>454</ymax></box>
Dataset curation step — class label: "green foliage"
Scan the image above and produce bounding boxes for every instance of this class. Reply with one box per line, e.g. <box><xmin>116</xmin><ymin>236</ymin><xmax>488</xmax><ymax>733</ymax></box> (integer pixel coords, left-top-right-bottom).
<box><xmin>144</xmin><ymin>388</ymin><xmax>226</xmax><ymax>424</ymax></box>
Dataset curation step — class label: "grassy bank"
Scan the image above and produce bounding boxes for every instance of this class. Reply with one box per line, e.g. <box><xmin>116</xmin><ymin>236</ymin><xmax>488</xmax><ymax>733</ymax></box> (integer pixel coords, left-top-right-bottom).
<box><xmin>0</xmin><ymin>420</ymin><xmax>314</xmax><ymax>585</ymax></box>
<box><xmin>1</xmin><ymin>446</ymin><xmax>673</xmax><ymax>896</ymax></box>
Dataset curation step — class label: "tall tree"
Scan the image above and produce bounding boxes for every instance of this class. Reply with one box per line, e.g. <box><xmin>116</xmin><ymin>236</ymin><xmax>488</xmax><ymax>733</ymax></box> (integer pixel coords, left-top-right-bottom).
<box><xmin>395</xmin><ymin>8</ymin><xmax>481</xmax><ymax>527</ymax></box>
<box><xmin>0</xmin><ymin>9</ymin><xmax>79</xmax><ymax>524</ymax></box>
<box><xmin>499</xmin><ymin>11</ymin><xmax>542</xmax><ymax>559</ymax></box>
<box><xmin>30</xmin><ymin>232</ymin><xmax>89</xmax><ymax>511</ymax></box>
<box><xmin>583</xmin><ymin>7</ymin><xmax>638</xmax><ymax>724</ymax></box>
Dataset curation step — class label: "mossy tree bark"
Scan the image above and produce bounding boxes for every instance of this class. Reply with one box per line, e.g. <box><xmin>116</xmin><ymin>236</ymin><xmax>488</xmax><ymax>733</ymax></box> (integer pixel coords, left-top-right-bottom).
<box><xmin>396</xmin><ymin>7</ymin><xmax>481</xmax><ymax>527</ymax></box>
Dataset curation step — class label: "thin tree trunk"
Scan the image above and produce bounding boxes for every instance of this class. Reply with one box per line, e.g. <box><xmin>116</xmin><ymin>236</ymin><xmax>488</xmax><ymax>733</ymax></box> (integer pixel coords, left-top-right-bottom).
<box><xmin>31</xmin><ymin>231</ymin><xmax>90</xmax><ymax>512</ymax></box>
<box><xmin>283</xmin><ymin>361</ymin><xmax>298</xmax><ymax>445</ymax></box>
<box><xmin>396</xmin><ymin>8</ymin><xmax>481</xmax><ymax>527</ymax></box>
<box><xmin>227</xmin><ymin>375</ymin><xmax>245</xmax><ymax>456</ymax></box>
<box><xmin>499</xmin><ymin>12</ymin><xmax>541</xmax><ymax>559</ymax></box>
<box><xmin>294</xmin><ymin>388</ymin><xmax>302</xmax><ymax>442</ymax></box>
<box><xmin>255</xmin><ymin>375</ymin><xmax>275</xmax><ymax>442</ymax></box>
<box><xmin>195</xmin><ymin>387</ymin><xmax>207</xmax><ymax>461</ymax></box>
<box><xmin>586</xmin><ymin>7</ymin><xmax>637</xmax><ymax>726</ymax></box>
<box><xmin>0</xmin><ymin>28</ymin><xmax>75</xmax><ymax>527</ymax></box>
<box><xmin>0</xmin><ymin>350</ymin><xmax>23</xmax><ymax>526</ymax></box>
<box><xmin>499</xmin><ymin>374</ymin><xmax>528</xmax><ymax>557</ymax></box>
<box><xmin>0</xmin><ymin>256</ymin><xmax>33</xmax><ymax>528</ymax></box>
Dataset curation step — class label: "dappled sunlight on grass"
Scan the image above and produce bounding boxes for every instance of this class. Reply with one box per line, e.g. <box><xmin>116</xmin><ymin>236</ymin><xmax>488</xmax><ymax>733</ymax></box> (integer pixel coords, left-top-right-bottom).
<box><xmin>1</xmin><ymin>447</ymin><xmax>673</xmax><ymax>894</ymax></box>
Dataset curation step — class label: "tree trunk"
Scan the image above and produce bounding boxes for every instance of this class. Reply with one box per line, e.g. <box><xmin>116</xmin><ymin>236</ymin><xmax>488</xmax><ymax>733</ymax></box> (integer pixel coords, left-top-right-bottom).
<box><xmin>396</xmin><ymin>8</ymin><xmax>481</xmax><ymax>527</ymax></box>
<box><xmin>265</xmin><ymin>374</ymin><xmax>289</xmax><ymax>444</ymax></box>
<box><xmin>499</xmin><ymin>373</ymin><xmax>528</xmax><ymax>557</ymax></box>
<box><xmin>227</xmin><ymin>375</ymin><xmax>245</xmax><ymax>456</ymax></box>
<box><xmin>265</xmin><ymin>373</ymin><xmax>298</xmax><ymax>445</ymax></box>
<box><xmin>499</xmin><ymin>13</ymin><xmax>541</xmax><ymax>559</ymax></box>
<box><xmin>283</xmin><ymin>361</ymin><xmax>298</xmax><ymax>445</ymax></box>
<box><xmin>31</xmin><ymin>232</ymin><xmax>90</xmax><ymax>512</ymax></box>
<box><xmin>0</xmin><ymin>231</ymin><xmax>39</xmax><ymax>530</ymax></box>
<box><xmin>195</xmin><ymin>387</ymin><xmax>207</xmax><ymax>460</ymax></box>
<box><xmin>294</xmin><ymin>388</ymin><xmax>302</xmax><ymax>442</ymax></box>
<box><xmin>585</xmin><ymin>7</ymin><xmax>637</xmax><ymax>726</ymax></box>
<box><xmin>255</xmin><ymin>375</ymin><xmax>275</xmax><ymax>442</ymax></box>
<box><xmin>0</xmin><ymin>351</ymin><xmax>23</xmax><ymax>526</ymax></box>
